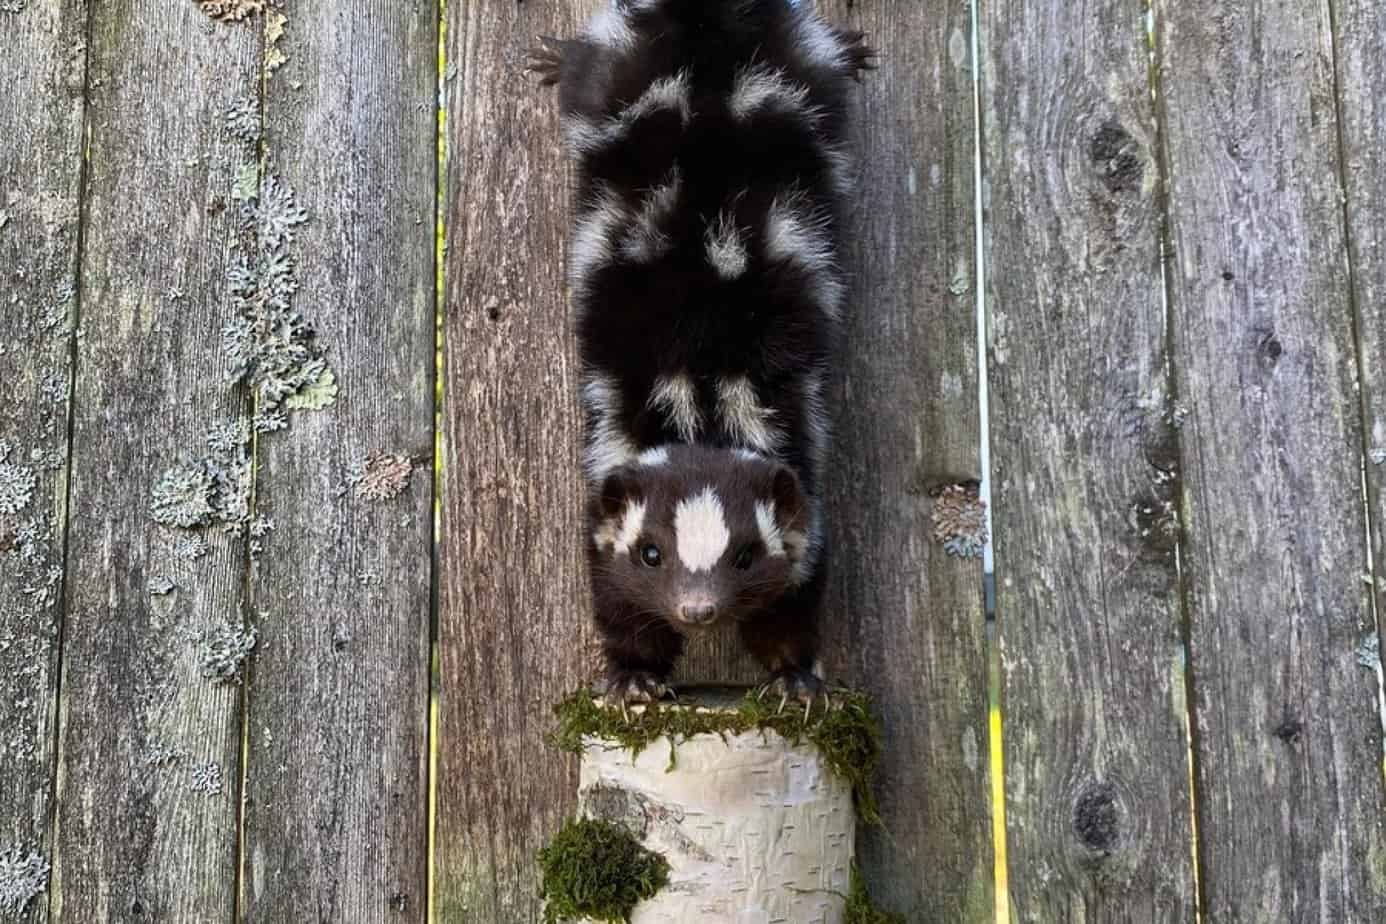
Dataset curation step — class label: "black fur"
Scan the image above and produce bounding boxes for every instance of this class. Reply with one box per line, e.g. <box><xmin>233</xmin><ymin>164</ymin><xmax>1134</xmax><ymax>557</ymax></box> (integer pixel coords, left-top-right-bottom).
<box><xmin>533</xmin><ymin>0</ymin><xmax>870</xmax><ymax>702</ymax></box>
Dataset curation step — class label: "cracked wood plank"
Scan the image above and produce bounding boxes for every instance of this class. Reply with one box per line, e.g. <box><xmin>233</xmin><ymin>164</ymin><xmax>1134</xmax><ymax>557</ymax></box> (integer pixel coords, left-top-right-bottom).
<box><xmin>0</xmin><ymin>0</ymin><xmax>87</xmax><ymax>920</ymax></box>
<box><xmin>238</xmin><ymin>2</ymin><xmax>437</xmax><ymax>920</ymax></box>
<box><xmin>51</xmin><ymin>1</ymin><xmax>256</xmax><ymax>917</ymax></box>
<box><xmin>980</xmin><ymin>0</ymin><xmax>1198</xmax><ymax>919</ymax></box>
<box><xmin>434</xmin><ymin>2</ymin><xmax>601</xmax><ymax>921</ymax></box>
<box><xmin>1157</xmin><ymin>0</ymin><xmax>1386</xmax><ymax>917</ymax></box>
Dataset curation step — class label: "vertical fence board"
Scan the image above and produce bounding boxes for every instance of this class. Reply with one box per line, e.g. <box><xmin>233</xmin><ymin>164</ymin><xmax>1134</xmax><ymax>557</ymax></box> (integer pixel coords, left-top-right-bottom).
<box><xmin>818</xmin><ymin>1</ymin><xmax>992</xmax><ymax>919</ymax></box>
<box><xmin>52</xmin><ymin>3</ymin><xmax>257</xmax><ymax>918</ymax></box>
<box><xmin>239</xmin><ymin>2</ymin><xmax>437</xmax><ymax>920</ymax></box>
<box><xmin>1335</xmin><ymin>2</ymin><xmax>1386</xmax><ymax>665</ymax></box>
<box><xmin>980</xmin><ymin>0</ymin><xmax>1197</xmax><ymax>918</ymax></box>
<box><xmin>1157</xmin><ymin>1</ymin><xmax>1386</xmax><ymax>918</ymax></box>
<box><xmin>435</xmin><ymin>2</ymin><xmax>599</xmax><ymax>921</ymax></box>
<box><xmin>0</xmin><ymin>1</ymin><xmax>86</xmax><ymax>919</ymax></box>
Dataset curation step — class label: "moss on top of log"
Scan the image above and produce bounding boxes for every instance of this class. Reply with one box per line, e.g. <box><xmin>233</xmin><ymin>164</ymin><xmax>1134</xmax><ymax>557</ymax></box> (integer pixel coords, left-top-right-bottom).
<box><xmin>551</xmin><ymin>686</ymin><xmax>884</xmax><ymax>824</ymax></box>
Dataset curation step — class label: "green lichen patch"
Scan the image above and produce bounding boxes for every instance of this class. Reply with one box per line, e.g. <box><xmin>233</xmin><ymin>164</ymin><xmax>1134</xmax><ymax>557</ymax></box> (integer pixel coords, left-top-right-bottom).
<box><xmin>537</xmin><ymin>818</ymin><xmax>669</xmax><ymax>924</ymax></box>
<box><xmin>844</xmin><ymin>865</ymin><xmax>905</xmax><ymax>924</ymax></box>
<box><xmin>552</xmin><ymin>686</ymin><xmax>884</xmax><ymax>824</ymax></box>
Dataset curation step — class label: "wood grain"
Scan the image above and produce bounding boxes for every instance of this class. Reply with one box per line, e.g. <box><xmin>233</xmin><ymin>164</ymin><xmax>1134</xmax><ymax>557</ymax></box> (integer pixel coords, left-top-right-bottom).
<box><xmin>0</xmin><ymin>1</ymin><xmax>86</xmax><ymax>920</ymax></box>
<box><xmin>1157</xmin><ymin>1</ymin><xmax>1386</xmax><ymax>917</ymax></box>
<box><xmin>239</xmin><ymin>2</ymin><xmax>437</xmax><ymax>920</ymax></box>
<box><xmin>1334</xmin><ymin>0</ymin><xmax>1386</xmax><ymax>693</ymax></box>
<box><xmin>435</xmin><ymin>2</ymin><xmax>600</xmax><ymax>921</ymax></box>
<box><xmin>817</xmin><ymin>1</ymin><xmax>992</xmax><ymax>920</ymax></box>
<box><xmin>51</xmin><ymin>1</ymin><xmax>255</xmax><ymax>918</ymax></box>
<box><xmin>979</xmin><ymin>0</ymin><xmax>1198</xmax><ymax>918</ymax></box>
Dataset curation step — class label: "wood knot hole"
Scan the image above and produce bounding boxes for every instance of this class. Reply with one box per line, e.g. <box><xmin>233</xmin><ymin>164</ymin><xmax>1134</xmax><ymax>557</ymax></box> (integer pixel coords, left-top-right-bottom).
<box><xmin>1072</xmin><ymin>782</ymin><xmax>1121</xmax><ymax>855</ymax></box>
<box><xmin>1088</xmin><ymin>119</ymin><xmax>1144</xmax><ymax>194</ymax></box>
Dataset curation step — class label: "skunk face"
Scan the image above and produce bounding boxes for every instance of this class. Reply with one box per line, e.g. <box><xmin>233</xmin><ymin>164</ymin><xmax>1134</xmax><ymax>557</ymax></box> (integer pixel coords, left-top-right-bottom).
<box><xmin>589</xmin><ymin>444</ymin><xmax>811</xmax><ymax>632</ymax></box>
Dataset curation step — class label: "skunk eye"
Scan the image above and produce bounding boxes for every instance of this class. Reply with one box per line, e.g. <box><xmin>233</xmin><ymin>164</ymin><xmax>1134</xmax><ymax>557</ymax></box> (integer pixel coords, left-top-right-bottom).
<box><xmin>640</xmin><ymin>544</ymin><xmax>663</xmax><ymax>568</ymax></box>
<box><xmin>734</xmin><ymin>544</ymin><xmax>756</xmax><ymax>570</ymax></box>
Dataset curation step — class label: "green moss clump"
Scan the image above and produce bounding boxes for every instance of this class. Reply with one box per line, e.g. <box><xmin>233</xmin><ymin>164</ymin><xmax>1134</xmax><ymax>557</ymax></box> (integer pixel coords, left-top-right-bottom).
<box><xmin>551</xmin><ymin>687</ymin><xmax>884</xmax><ymax>824</ymax></box>
<box><xmin>537</xmin><ymin>818</ymin><xmax>670</xmax><ymax>923</ymax></box>
<box><xmin>844</xmin><ymin>865</ymin><xmax>905</xmax><ymax>924</ymax></box>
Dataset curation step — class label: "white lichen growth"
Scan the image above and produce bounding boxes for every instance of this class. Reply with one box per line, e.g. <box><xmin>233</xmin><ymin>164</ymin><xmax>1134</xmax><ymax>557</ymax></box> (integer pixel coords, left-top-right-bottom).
<box><xmin>231</xmin><ymin>162</ymin><xmax>259</xmax><ymax>203</ymax></box>
<box><xmin>932</xmin><ymin>483</ymin><xmax>989</xmax><ymax>559</ymax></box>
<box><xmin>199</xmin><ymin>621</ymin><xmax>258</xmax><ymax>683</ymax></box>
<box><xmin>189</xmin><ymin>761</ymin><xmax>224</xmax><ymax>796</ymax></box>
<box><xmin>0</xmin><ymin>462</ymin><xmax>37</xmax><ymax>515</ymax></box>
<box><xmin>172</xmin><ymin>534</ymin><xmax>209</xmax><ymax>562</ymax></box>
<box><xmin>357</xmin><ymin>453</ymin><xmax>414</xmax><ymax>501</ymax></box>
<box><xmin>0</xmin><ymin>844</ymin><xmax>49</xmax><ymax>914</ymax></box>
<box><xmin>150</xmin><ymin>465</ymin><xmax>216</xmax><ymax>528</ymax></box>
<box><xmin>147</xmin><ymin>576</ymin><xmax>177</xmax><ymax>596</ymax></box>
<box><xmin>257</xmin><ymin>175</ymin><xmax>308</xmax><ymax>250</ymax></box>
<box><xmin>145</xmin><ymin>742</ymin><xmax>187</xmax><ymax>770</ymax></box>
<box><xmin>225</xmin><ymin>96</ymin><xmax>260</xmax><ymax>143</ymax></box>
<box><xmin>195</xmin><ymin>0</ymin><xmax>264</xmax><ymax>21</ymax></box>
<box><xmin>1371</xmin><ymin>448</ymin><xmax>1386</xmax><ymax>466</ymax></box>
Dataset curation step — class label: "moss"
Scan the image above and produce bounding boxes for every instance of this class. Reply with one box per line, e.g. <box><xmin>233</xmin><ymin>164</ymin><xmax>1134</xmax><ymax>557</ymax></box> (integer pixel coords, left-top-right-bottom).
<box><xmin>844</xmin><ymin>865</ymin><xmax>905</xmax><ymax>924</ymax></box>
<box><xmin>552</xmin><ymin>686</ymin><xmax>884</xmax><ymax>824</ymax></box>
<box><xmin>537</xmin><ymin>818</ymin><xmax>669</xmax><ymax>924</ymax></box>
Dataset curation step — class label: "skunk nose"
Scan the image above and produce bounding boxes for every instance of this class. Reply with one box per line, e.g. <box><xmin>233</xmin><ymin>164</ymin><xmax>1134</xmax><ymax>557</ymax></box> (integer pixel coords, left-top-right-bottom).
<box><xmin>678</xmin><ymin>603</ymin><xmax>717</xmax><ymax>626</ymax></box>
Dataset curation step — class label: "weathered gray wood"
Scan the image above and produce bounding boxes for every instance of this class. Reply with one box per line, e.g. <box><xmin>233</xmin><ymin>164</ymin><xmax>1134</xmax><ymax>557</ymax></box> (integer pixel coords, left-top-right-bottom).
<box><xmin>239</xmin><ymin>2</ymin><xmax>437</xmax><ymax>920</ymax></box>
<box><xmin>51</xmin><ymin>2</ymin><xmax>256</xmax><ymax>918</ymax></box>
<box><xmin>435</xmin><ymin>2</ymin><xmax>600</xmax><ymax>921</ymax></box>
<box><xmin>0</xmin><ymin>1</ymin><xmax>86</xmax><ymax>920</ymax></box>
<box><xmin>817</xmin><ymin>2</ymin><xmax>992</xmax><ymax>920</ymax></box>
<box><xmin>1334</xmin><ymin>1</ymin><xmax>1386</xmax><ymax>705</ymax></box>
<box><xmin>979</xmin><ymin>0</ymin><xmax>1198</xmax><ymax>918</ymax></box>
<box><xmin>1157</xmin><ymin>1</ymin><xmax>1386</xmax><ymax>918</ymax></box>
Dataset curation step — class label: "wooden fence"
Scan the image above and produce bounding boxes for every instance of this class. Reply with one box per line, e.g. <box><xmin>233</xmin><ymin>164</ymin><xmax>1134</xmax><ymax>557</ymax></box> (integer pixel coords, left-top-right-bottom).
<box><xmin>0</xmin><ymin>0</ymin><xmax>1382</xmax><ymax>922</ymax></box>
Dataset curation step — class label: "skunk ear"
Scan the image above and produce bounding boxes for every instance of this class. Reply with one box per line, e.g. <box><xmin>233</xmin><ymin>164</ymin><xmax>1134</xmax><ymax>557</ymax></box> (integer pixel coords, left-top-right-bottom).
<box><xmin>770</xmin><ymin>465</ymin><xmax>807</xmax><ymax>527</ymax></box>
<box><xmin>599</xmin><ymin>468</ymin><xmax>640</xmax><ymax>519</ymax></box>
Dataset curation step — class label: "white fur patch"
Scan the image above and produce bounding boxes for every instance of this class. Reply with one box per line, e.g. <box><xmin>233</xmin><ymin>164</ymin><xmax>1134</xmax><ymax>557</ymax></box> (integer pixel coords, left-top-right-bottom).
<box><xmin>569</xmin><ymin>190</ymin><xmax>626</xmax><ymax>302</ymax></box>
<box><xmin>622</xmin><ymin>168</ymin><xmax>682</xmax><ymax>263</ymax></box>
<box><xmin>801</xmin><ymin>371</ymin><xmax>831</xmax><ymax>480</ymax></box>
<box><xmin>755</xmin><ymin>501</ymin><xmax>787</xmax><ymax>558</ymax></box>
<box><xmin>675</xmin><ymin>488</ymin><xmax>731</xmax><ymax>572</ymax></box>
<box><xmin>791</xmin><ymin>11</ymin><xmax>847</xmax><ymax>70</ymax></box>
<box><xmin>584</xmin><ymin>7</ymin><xmax>635</xmax><ymax>49</ymax></box>
<box><xmin>705</xmin><ymin>211</ymin><xmax>749</xmax><ymax>280</ymax></box>
<box><xmin>593</xmin><ymin>499</ymin><xmax>646</xmax><ymax>555</ymax></box>
<box><xmin>582</xmin><ymin>372</ymin><xmax>639</xmax><ymax>482</ymax></box>
<box><xmin>622</xmin><ymin>71</ymin><xmax>693</xmax><ymax>126</ymax></box>
<box><xmin>823</xmin><ymin>144</ymin><xmax>857</xmax><ymax>198</ymax></box>
<box><xmin>764</xmin><ymin>195</ymin><xmax>844</xmax><ymax>321</ymax></box>
<box><xmin>649</xmin><ymin>374</ymin><xmax>703</xmax><ymax>442</ymax></box>
<box><xmin>729</xmin><ymin>64</ymin><xmax>816</xmax><ymax>122</ymax></box>
<box><xmin>638</xmin><ymin>446</ymin><xmax>670</xmax><ymax>466</ymax></box>
<box><xmin>716</xmin><ymin>376</ymin><xmax>784</xmax><ymax>454</ymax></box>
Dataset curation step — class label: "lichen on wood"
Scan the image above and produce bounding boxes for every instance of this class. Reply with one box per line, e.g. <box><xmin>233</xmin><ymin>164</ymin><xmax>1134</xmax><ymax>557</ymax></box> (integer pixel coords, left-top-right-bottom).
<box><xmin>536</xmin><ymin>818</ymin><xmax>670</xmax><ymax>924</ymax></box>
<box><xmin>0</xmin><ymin>844</ymin><xmax>49</xmax><ymax>914</ymax></box>
<box><xmin>552</xmin><ymin>686</ymin><xmax>884</xmax><ymax>824</ymax></box>
<box><xmin>844</xmin><ymin>866</ymin><xmax>905</xmax><ymax>924</ymax></box>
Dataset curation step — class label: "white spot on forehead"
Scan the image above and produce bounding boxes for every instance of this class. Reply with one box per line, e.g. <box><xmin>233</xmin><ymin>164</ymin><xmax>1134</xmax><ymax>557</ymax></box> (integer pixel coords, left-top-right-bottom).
<box><xmin>638</xmin><ymin>446</ymin><xmax>671</xmax><ymax>466</ymax></box>
<box><xmin>675</xmin><ymin>488</ymin><xmax>730</xmax><ymax>573</ymax></box>
<box><xmin>755</xmin><ymin>501</ymin><xmax>786</xmax><ymax>558</ymax></box>
<box><xmin>705</xmin><ymin>210</ymin><xmax>749</xmax><ymax>280</ymax></box>
<box><xmin>582</xmin><ymin>372</ymin><xmax>638</xmax><ymax>482</ymax></box>
<box><xmin>717</xmin><ymin>376</ymin><xmax>784</xmax><ymax>454</ymax></box>
<box><xmin>615</xmin><ymin>500</ymin><xmax>646</xmax><ymax>553</ymax></box>
<box><xmin>649</xmin><ymin>374</ymin><xmax>703</xmax><ymax>442</ymax></box>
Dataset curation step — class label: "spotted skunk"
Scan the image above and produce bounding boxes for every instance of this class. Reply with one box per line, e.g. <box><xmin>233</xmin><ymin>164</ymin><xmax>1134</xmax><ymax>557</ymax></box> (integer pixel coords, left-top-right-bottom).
<box><xmin>529</xmin><ymin>0</ymin><xmax>871</xmax><ymax>707</ymax></box>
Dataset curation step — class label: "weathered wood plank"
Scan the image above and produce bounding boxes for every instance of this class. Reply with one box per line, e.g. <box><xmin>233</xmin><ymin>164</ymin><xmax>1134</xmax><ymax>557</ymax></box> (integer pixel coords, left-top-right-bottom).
<box><xmin>1157</xmin><ymin>1</ymin><xmax>1386</xmax><ymax>918</ymax></box>
<box><xmin>51</xmin><ymin>2</ymin><xmax>258</xmax><ymax>918</ymax></box>
<box><xmin>0</xmin><ymin>1</ymin><xmax>86</xmax><ymax>919</ymax></box>
<box><xmin>435</xmin><ymin>1</ymin><xmax>599</xmax><ymax>920</ymax></box>
<box><xmin>239</xmin><ymin>2</ymin><xmax>437</xmax><ymax>920</ymax></box>
<box><xmin>817</xmin><ymin>1</ymin><xmax>992</xmax><ymax>919</ymax></box>
<box><xmin>980</xmin><ymin>0</ymin><xmax>1198</xmax><ymax>918</ymax></box>
<box><xmin>1334</xmin><ymin>1</ymin><xmax>1386</xmax><ymax>696</ymax></box>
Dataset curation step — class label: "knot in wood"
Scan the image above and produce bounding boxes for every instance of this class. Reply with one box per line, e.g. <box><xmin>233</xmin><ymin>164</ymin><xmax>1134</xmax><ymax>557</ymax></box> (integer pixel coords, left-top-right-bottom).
<box><xmin>1072</xmin><ymin>781</ymin><xmax>1122</xmax><ymax>857</ymax></box>
<box><xmin>1088</xmin><ymin>119</ymin><xmax>1145</xmax><ymax>194</ymax></box>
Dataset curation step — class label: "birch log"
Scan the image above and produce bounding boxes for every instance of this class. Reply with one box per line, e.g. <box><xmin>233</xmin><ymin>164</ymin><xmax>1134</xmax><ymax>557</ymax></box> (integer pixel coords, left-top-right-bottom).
<box><xmin>575</xmin><ymin>703</ymin><xmax>855</xmax><ymax>924</ymax></box>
